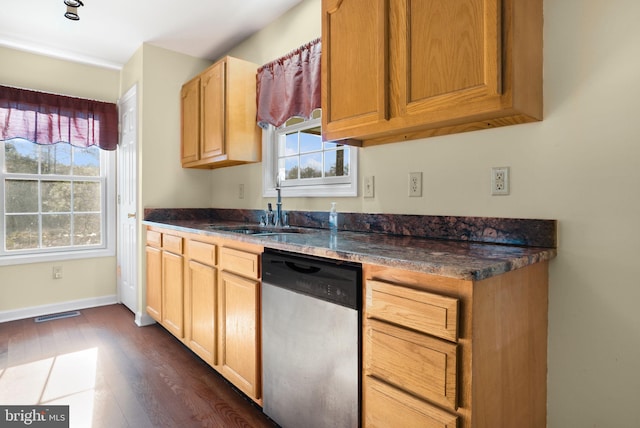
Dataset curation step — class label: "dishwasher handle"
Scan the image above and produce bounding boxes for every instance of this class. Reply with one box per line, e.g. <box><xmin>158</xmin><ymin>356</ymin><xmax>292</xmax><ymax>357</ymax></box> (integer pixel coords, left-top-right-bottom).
<box><xmin>284</xmin><ymin>261</ymin><xmax>321</xmax><ymax>274</ymax></box>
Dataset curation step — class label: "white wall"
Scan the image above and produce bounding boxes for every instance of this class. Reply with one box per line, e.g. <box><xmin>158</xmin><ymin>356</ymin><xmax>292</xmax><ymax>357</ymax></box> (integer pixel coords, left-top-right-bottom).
<box><xmin>215</xmin><ymin>0</ymin><xmax>640</xmax><ymax>426</ymax></box>
<box><xmin>120</xmin><ymin>43</ymin><xmax>214</xmax><ymax>319</ymax></box>
<box><xmin>0</xmin><ymin>46</ymin><xmax>120</xmax><ymax>314</ymax></box>
<box><xmin>212</xmin><ymin>0</ymin><xmax>325</xmax><ymax>210</ymax></box>
<box><xmin>0</xmin><ymin>42</ymin><xmax>213</xmax><ymax>319</ymax></box>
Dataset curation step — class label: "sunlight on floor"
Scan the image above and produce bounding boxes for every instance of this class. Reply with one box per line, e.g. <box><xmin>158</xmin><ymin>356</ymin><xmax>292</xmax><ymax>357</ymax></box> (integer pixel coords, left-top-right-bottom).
<box><xmin>0</xmin><ymin>347</ymin><xmax>98</xmax><ymax>428</ymax></box>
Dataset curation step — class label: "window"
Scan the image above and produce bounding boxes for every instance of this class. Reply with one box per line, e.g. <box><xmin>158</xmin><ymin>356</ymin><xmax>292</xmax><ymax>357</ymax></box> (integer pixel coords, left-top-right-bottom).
<box><xmin>263</xmin><ymin>113</ymin><xmax>358</xmax><ymax>197</ymax></box>
<box><xmin>0</xmin><ymin>138</ymin><xmax>115</xmax><ymax>265</ymax></box>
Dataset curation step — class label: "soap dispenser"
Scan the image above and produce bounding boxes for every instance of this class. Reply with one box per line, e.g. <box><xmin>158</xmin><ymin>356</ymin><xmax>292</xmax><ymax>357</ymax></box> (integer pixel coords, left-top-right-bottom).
<box><xmin>329</xmin><ymin>202</ymin><xmax>338</xmax><ymax>233</ymax></box>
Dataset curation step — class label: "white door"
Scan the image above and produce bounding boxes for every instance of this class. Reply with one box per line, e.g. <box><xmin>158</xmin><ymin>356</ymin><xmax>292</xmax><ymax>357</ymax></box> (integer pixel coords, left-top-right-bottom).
<box><xmin>117</xmin><ymin>85</ymin><xmax>138</xmax><ymax>316</ymax></box>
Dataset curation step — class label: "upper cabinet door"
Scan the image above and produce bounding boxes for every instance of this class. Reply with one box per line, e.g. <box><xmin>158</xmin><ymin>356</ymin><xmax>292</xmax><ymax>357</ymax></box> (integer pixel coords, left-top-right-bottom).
<box><xmin>391</xmin><ymin>0</ymin><xmax>502</xmax><ymax>122</ymax></box>
<box><xmin>200</xmin><ymin>61</ymin><xmax>225</xmax><ymax>160</ymax></box>
<box><xmin>322</xmin><ymin>0</ymin><xmax>388</xmax><ymax>139</ymax></box>
<box><xmin>180</xmin><ymin>77</ymin><xmax>200</xmax><ymax>164</ymax></box>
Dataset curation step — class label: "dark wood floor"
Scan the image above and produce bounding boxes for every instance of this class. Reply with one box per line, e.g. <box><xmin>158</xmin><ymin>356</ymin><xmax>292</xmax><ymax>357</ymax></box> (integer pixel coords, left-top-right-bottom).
<box><xmin>0</xmin><ymin>304</ymin><xmax>277</xmax><ymax>428</ymax></box>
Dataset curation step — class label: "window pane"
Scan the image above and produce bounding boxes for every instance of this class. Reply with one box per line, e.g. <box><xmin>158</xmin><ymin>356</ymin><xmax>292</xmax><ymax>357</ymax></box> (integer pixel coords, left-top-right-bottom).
<box><xmin>342</xmin><ymin>149</ymin><xmax>351</xmax><ymax>176</ymax></box>
<box><xmin>74</xmin><ymin>213</ymin><xmax>101</xmax><ymax>245</ymax></box>
<box><xmin>284</xmin><ymin>132</ymin><xmax>298</xmax><ymax>156</ymax></box>
<box><xmin>42</xmin><ymin>181</ymin><xmax>71</xmax><ymax>212</ymax></box>
<box><xmin>73</xmin><ymin>146</ymin><xmax>100</xmax><ymax>176</ymax></box>
<box><xmin>300</xmin><ymin>127</ymin><xmax>322</xmax><ymax>153</ymax></box>
<box><xmin>325</xmin><ymin>148</ymin><xmax>350</xmax><ymax>177</ymax></box>
<box><xmin>2</xmin><ymin>132</ymin><xmax>110</xmax><ymax>256</ymax></box>
<box><xmin>283</xmin><ymin>157</ymin><xmax>299</xmax><ymax>180</ymax></box>
<box><xmin>5</xmin><ymin>215</ymin><xmax>39</xmax><ymax>250</ymax></box>
<box><xmin>5</xmin><ymin>139</ymin><xmax>38</xmax><ymax>174</ymax></box>
<box><xmin>74</xmin><ymin>181</ymin><xmax>101</xmax><ymax>212</ymax></box>
<box><xmin>42</xmin><ymin>214</ymin><xmax>71</xmax><ymax>247</ymax></box>
<box><xmin>300</xmin><ymin>153</ymin><xmax>322</xmax><ymax>178</ymax></box>
<box><xmin>6</xmin><ymin>180</ymin><xmax>38</xmax><ymax>213</ymax></box>
<box><xmin>41</xmin><ymin>144</ymin><xmax>72</xmax><ymax>175</ymax></box>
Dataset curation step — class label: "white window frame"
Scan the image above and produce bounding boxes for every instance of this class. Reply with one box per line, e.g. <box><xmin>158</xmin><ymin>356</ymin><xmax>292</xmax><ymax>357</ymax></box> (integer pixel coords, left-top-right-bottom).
<box><xmin>0</xmin><ymin>141</ymin><xmax>116</xmax><ymax>266</ymax></box>
<box><xmin>262</xmin><ymin>117</ymin><xmax>358</xmax><ymax>198</ymax></box>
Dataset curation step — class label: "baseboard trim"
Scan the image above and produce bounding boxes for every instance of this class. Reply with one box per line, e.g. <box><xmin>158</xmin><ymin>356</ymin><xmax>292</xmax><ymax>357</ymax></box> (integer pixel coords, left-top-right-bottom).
<box><xmin>0</xmin><ymin>295</ymin><xmax>119</xmax><ymax>323</ymax></box>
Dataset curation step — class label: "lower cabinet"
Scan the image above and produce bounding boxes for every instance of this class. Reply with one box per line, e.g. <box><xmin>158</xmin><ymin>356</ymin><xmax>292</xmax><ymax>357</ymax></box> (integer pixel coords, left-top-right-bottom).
<box><xmin>145</xmin><ymin>226</ymin><xmax>263</xmax><ymax>404</ymax></box>
<box><xmin>365</xmin><ymin>376</ymin><xmax>458</xmax><ymax>428</ymax></box>
<box><xmin>145</xmin><ymin>229</ymin><xmax>183</xmax><ymax>339</ymax></box>
<box><xmin>362</xmin><ymin>262</ymin><xmax>549</xmax><ymax>428</ymax></box>
<box><xmin>145</xmin><ymin>225</ymin><xmax>549</xmax><ymax>426</ymax></box>
<box><xmin>218</xmin><ymin>245</ymin><xmax>262</xmax><ymax>401</ymax></box>
<box><xmin>145</xmin><ymin>242</ymin><xmax>162</xmax><ymax>322</ymax></box>
<box><xmin>162</xmin><ymin>248</ymin><xmax>184</xmax><ymax>338</ymax></box>
<box><xmin>366</xmin><ymin>319</ymin><xmax>458</xmax><ymax>411</ymax></box>
<box><xmin>219</xmin><ymin>270</ymin><xmax>260</xmax><ymax>399</ymax></box>
<box><xmin>185</xmin><ymin>239</ymin><xmax>218</xmax><ymax>366</ymax></box>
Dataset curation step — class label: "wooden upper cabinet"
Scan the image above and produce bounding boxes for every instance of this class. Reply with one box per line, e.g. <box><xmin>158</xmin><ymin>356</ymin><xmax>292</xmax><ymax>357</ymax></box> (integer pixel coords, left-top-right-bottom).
<box><xmin>180</xmin><ymin>77</ymin><xmax>200</xmax><ymax>164</ymax></box>
<box><xmin>201</xmin><ymin>62</ymin><xmax>225</xmax><ymax>160</ymax></box>
<box><xmin>181</xmin><ymin>56</ymin><xmax>261</xmax><ymax>168</ymax></box>
<box><xmin>322</xmin><ymin>0</ymin><xmax>543</xmax><ymax>146</ymax></box>
<box><xmin>322</xmin><ymin>0</ymin><xmax>388</xmax><ymax>134</ymax></box>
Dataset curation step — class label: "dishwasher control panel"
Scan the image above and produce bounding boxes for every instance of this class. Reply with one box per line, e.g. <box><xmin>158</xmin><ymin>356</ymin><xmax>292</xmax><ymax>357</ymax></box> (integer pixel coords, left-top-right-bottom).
<box><xmin>262</xmin><ymin>249</ymin><xmax>362</xmax><ymax>310</ymax></box>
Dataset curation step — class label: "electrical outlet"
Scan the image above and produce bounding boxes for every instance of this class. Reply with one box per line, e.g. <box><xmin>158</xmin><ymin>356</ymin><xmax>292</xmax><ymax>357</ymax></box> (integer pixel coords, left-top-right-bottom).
<box><xmin>364</xmin><ymin>176</ymin><xmax>375</xmax><ymax>198</ymax></box>
<box><xmin>239</xmin><ymin>184</ymin><xmax>244</xmax><ymax>199</ymax></box>
<box><xmin>52</xmin><ymin>266</ymin><xmax>63</xmax><ymax>280</ymax></box>
<box><xmin>409</xmin><ymin>172</ymin><xmax>422</xmax><ymax>197</ymax></box>
<box><xmin>491</xmin><ymin>167</ymin><xmax>510</xmax><ymax>195</ymax></box>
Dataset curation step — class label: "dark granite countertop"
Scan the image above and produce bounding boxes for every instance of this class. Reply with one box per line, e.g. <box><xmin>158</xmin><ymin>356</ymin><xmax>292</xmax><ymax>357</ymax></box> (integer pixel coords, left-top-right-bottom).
<box><xmin>143</xmin><ymin>209</ymin><xmax>557</xmax><ymax>281</ymax></box>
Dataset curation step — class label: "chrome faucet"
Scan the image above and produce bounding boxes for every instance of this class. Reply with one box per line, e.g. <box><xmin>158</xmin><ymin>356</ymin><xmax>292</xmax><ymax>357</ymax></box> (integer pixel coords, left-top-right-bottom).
<box><xmin>275</xmin><ymin>181</ymin><xmax>283</xmax><ymax>227</ymax></box>
<box><xmin>262</xmin><ymin>177</ymin><xmax>286</xmax><ymax>227</ymax></box>
<box><xmin>264</xmin><ymin>203</ymin><xmax>275</xmax><ymax>226</ymax></box>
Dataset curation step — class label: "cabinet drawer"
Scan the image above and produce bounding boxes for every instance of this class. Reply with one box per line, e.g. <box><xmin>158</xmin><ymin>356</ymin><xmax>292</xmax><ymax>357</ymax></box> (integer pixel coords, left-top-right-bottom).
<box><xmin>220</xmin><ymin>247</ymin><xmax>260</xmax><ymax>279</ymax></box>
<box><xmin>366</xmin><ymin>279</ymin><xmax>459</xmax><ymax>342</ymax></box>
<box><xmin>364</xmin><ymin>376</ymin><xmax>458</xmax><ymax>428</ymax></box>
<box><xmin>162</xmin><ymin>233</ymin><xmax>183</xmax><ymax>254</ymax></box>
<box><xmin>365</xmin><ymin>319</ymin><xmax>458</xmax><ymax>410</ymax></box>
<box><xmin>187</xmin><ymin>240</ymin><xmax>216</xmax><ymax>266</ymax></box>
<box><xmin>146</xmin><ymin>230</ymin><xmax>162</xmax><ymax>248</ymax></box>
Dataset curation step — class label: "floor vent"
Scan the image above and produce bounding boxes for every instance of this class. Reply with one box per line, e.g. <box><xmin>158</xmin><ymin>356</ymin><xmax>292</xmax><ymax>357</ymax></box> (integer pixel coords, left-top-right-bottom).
<box><xmin>34</xmin><ymin>310</ymin><xmax>81</xmax><ymax>323</ymax></box>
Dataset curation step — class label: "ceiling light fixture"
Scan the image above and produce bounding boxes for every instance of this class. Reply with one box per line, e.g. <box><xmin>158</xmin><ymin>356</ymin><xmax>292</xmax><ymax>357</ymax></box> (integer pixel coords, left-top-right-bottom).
<box><xmin>64</xmin><ymin>0</ymin><xmax>84</xmax><ymax>21</ymax></box>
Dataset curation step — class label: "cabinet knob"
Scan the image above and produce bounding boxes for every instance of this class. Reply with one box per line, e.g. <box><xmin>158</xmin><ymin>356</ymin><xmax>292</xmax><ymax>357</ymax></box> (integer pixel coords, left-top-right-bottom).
<box><xmin>127</xmin><ymin>213</ymin><xmax>136</xmax><ymax>219</ymax></box>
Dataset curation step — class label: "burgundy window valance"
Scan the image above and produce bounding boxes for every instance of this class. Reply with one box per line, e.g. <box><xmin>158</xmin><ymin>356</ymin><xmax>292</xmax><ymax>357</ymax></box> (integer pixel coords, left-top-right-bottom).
<box><xmin>0</xmin><ymin>85</ymin><xmax>118</xmax><ymax>151</ymax></box>
<box><xmin>256</xmin><ymin>38</ymin><xmax>321</xmax><ymax>129</ymax></box>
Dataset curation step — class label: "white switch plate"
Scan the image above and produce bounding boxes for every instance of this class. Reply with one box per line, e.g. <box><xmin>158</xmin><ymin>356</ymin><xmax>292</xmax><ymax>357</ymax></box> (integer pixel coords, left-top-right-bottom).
<box><xmin>491</xmin><ymin>167</ymin><xmax>510</xmax><ymax>195</ymax></box>
<box><xmin>409</xmin><ymin>172</ymin><xmax>422</xmax><ymax>197</ymax></box>
<box><xmin>239</xmin><ymin>183</ymin><xmax>245</xmax><ymax>199</ymax></box>
<box><xmin>363</xmin><ymin>176</ymin><xmax>375</xmax><ymax>198</ymax></box>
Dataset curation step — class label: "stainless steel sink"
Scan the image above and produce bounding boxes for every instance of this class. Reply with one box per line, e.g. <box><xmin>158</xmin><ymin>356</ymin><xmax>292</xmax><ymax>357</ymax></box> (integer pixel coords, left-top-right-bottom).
<box><xmin>207</xmin><ymin>225</ymin><xmax>318</xmax><ymax>236</ymax></box>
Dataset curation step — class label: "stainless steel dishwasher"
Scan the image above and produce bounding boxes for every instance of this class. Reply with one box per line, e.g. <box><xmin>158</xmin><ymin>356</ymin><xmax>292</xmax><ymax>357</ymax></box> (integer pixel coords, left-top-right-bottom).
<box><xmin>261</xmin><ymin>249</ymin><xmax>362</xmax><ymax>428</ymax></box>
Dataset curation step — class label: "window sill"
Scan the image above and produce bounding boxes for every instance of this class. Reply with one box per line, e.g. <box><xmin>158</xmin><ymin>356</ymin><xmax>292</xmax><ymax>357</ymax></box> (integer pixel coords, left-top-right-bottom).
<box><xmin>0</xmin><ymin>247</ymin><xmax>115</xmax><ymax>267</ymax></box>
